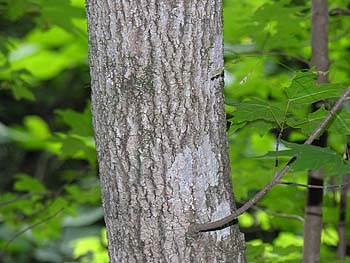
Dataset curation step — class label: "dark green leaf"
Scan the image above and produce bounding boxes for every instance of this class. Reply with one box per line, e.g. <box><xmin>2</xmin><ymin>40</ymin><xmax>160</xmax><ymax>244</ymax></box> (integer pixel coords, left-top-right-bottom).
<box><xmin>262</xmin><ymin>141</ymin><xmax>346</xmax><ymax>175</ymax></box>
<box><xmin>288</xmin><ymin>107</ymin><xmax>350</xmax><ymax>136</ymax></box>
<box><xmin>55</xmin><ymin>103</ymin><xmax>93</xmax><ymax>137</ymax></box>
<box><xmin>287</xmin><ymin>106</ymin><xmax>328</xmax><ymax>136</ymax></box>
<box><xmin>285</xmin><ymin>71</ymin><xmax>346</xmax><ymax>105</ymax></box>
<box><xmin>230</xmin><ymin>98</ymin><xmax>286</xmax><ymax>128</ymax></box>
<box><xmin>11</xmin><ymin>83</ymin><xmax>35</xmax><ymax>101</ymax></box>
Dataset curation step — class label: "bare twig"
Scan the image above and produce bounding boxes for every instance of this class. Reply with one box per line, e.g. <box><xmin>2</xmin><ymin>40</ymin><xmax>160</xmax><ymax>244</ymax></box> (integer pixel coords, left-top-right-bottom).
<box><xmin>264</xmin><ymin>51</ymin><xmax>310</xmax><ymax>67</ymax></box>
<box><xmin>0</xmin><ymin>193</ymin><xmax>47</xmax><ymax>207</ymax></box>
<box><xmin>0</xmin><ymin>208</ymin><xmax>64</xmax><ymax>256</ymax></box>
<box><xmin>277</xmin><ymin>181</ymin><xmax>348</xmax><ymax>190</ymax></box>
<box><xmin>189</xmin><ymin>87</ymin><xmax>350</xmax><ymax>233</ymax></box>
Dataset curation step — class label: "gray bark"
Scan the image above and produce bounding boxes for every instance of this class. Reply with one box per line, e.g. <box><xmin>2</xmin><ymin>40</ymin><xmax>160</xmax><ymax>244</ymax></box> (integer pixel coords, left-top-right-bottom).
<box><xmin>85</xmin><ymin>0</ymin><xmax>245</xmax><ymax>262</ymax></box>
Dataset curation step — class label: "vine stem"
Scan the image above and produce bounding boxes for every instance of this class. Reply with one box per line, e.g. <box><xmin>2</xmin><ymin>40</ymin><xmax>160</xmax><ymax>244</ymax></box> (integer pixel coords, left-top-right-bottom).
<box><xmin>189</xmin><ymin>87</ymin><xmax>350</xmax><ymax>234</ymax></box>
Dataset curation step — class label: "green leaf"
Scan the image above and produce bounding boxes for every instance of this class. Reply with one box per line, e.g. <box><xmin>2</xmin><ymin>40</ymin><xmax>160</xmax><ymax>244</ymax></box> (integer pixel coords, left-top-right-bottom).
<box><xmin>230</xmin><ymin>98</ymin><xmax>286</xmax><ymax>128</ymax></box>
<box><xmin>11</xmin><ymin>83</ymin><xmax>35</xmax><ymax>101</ymax></box>
<box><xmin>9</xmin><ymin>26</ymin><xmax>88</xmax><ymax>80</ymax></box>
<box><xmin>287</xmin><ymin>106</ymin><xmax>328</xmax><ymax>136</ymax></box>
<box><xmin>14</xmin><ymin>174</ymin><xmax>46</xmax><ymax>193</ymax></box>
<box><xmin>262</xmin><ymin>141</ymin><xmax>347</xmax><ymax>175</ymax></box>
<box><xmin>35</xmin><ymin>0</ymin><xmax>86</xmax><ymax>36</ymax></box>
<box><xmin>55</xmin><ymin>103</ymin><xmax>93</xmax><ymax>137</ymax></box>
<box><xmin>65</xmin><ymin>184</ymin><xmax>100</xmax><ymax>206</ymax></box>
<box><xmin>228</xmin><ymin>120</ymin><xmax>274</xmax><ymax>137</ymax></box>
<box><xmin>52</xmin><ymin>133</ymin><xmax>96</xmax><ymax>167</ymax></box>
<box><xmin>6</xmin><ymin>116</ymin><xmax>60</xmax><ymax>152</ymax></box>
<box><xmin>71</xmin><ymin>235</ymin><xmax>108</xmax><ymax>263</ymax></box>
<box><xmin>227</xmin><ymin>122</ymin><xmax>246</xmax><ymax>136</ymax></box>
<box><xmin>329</xmin><ymin>109</ymin><xmax>350</xmax><ymax>135</ymax></box>
<box><xmin>321</xmin><ymin>226</ymin><xmax>338</xmax><ymax>246</ymax></box>
<box><xmin>31</xmin><ymin>198</ymin><xmax>67</xmax><ymax>242</ymax></box>
<box><xmin>2</xmin><ymin>0</ymin><xmax>27</xmax><ymax>21</ymax></box>
<box><xmin>288</xmin><ymin>107</ymin><xmax>350</xmax><ymax>136</ymax></box>
<box><xmin>225</xmin><ymin>1</ymin><xmax>307</xmax><ymax>50</ymax></box>
<box><xmin>249</xmin><ymin>121</ymin><xmax>275</xmax><ymax>137</ymax></box>
<box><xmin>285</xmin><ymin>71</ymin><xmax>347</xmax><ymax>105</ymax></box>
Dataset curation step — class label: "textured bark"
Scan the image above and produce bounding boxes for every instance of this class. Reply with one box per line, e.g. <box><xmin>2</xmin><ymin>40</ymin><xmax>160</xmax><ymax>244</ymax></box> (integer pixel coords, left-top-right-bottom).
<box><xmin>303</xmin><ymin>1</ymin><xmax>329</xmax><ymax>262</ymax></box>
<box><xmin>85</xmin><ymin>0</ymin><xmax>245</xmax><ymax>262</ymax></box>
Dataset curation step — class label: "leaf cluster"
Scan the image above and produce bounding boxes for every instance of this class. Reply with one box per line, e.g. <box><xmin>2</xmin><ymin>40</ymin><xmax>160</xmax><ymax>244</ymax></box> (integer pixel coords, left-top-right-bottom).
<box><xmin>0</xmin><ymin>0</ymin><xmax>103</xmax><ymax>262</ymax></box>
<box><xmin>224</xmin><ymin>0</ymin><xmax>350</xmax><ymax>260</ymax></box>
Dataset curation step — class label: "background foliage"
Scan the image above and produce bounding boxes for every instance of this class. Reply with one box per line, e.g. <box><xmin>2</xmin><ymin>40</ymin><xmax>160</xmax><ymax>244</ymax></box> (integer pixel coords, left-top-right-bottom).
<box><xmin>0</xmin><ymin>0</ymin><xmax>349</xmax><ymax>262</ymax></box>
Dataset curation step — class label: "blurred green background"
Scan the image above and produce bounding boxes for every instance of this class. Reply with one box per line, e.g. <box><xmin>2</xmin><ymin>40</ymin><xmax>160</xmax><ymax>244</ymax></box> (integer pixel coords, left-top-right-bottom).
<box><xmin>0</xmin><ymin>0</ymin><xmax>350</xmax><ymax>262</ymax></box>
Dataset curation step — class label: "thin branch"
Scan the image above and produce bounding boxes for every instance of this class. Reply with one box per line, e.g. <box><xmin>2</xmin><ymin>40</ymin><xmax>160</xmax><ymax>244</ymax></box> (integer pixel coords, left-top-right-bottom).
<box><xmin>277</xmin><ymin>181</ymin><xmax>348</xmax><ymax>190</ymax></box>
<box><xmin>227</xmin><ymin>51</ymin><xmax>310</xmax><ymax>68</ymax></box>
<box><xmin>0</xmin><ymin>192</ymin><xmax>50</xmax><ymax>206</ymax></box>
<box><xmin>189</xmin><ymin>157</ymin><xmax>296</xmax><ymax>233</ymax></box>
<box><xmin>264</xmin><ymin>51</ymin><xmax>310</xmax><ymax>67</ymax></box>
<box><xmin>305</xmin><ymin>87</ymin><xmax>350</xmax><ymax>144</ymax></box>
<box><xmin>189</xmin><ymin>87</ymin><xmax>350</xmax><ymax>233</ymax></box>
<box><xmin>0</xmin><ymin>171</ymin><xmax>81</xmax><ymax>209</ymax></box>
<box><xmin>0</xmin><ymin>208</ymin><xmax>64</xmax><ymax>256</ymax></box>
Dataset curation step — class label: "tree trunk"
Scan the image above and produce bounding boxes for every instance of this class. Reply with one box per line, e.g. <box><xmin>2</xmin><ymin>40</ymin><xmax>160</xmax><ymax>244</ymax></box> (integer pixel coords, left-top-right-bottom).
<box><xmin>338</xmin><ymin>174</ymin><xmax>349</xmax><ymax>260</ymax></box>
<box><xmin>85</xmin><ymin>1</ymin><xmax>246</xmax><ymax>262</ymax></box>
<box><xmin>303</xmin><ymin>0</ymin><xmax>329</xmax><ymax>262</ymax></box>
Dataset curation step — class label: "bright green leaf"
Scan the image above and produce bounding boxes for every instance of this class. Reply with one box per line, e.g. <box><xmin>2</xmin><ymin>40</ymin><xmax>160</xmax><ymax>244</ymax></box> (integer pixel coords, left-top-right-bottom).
<box><xmin>321</xmin><ymin>226</ymin><xmax>338</xmax><ymax>247</ymax></box>
<box><xmin>14</xmin><ymin>174</ymin><xmax>46</xmax><ymax>193</ymax></box>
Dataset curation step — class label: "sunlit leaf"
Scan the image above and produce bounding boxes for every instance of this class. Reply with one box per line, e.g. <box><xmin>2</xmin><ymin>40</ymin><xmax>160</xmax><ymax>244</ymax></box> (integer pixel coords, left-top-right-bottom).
<box><xmin>5</xmin><ymin>116</ymin><xmax>60</xmax><ymax>152</ymax></box>
<box><xmin>71</xmin><ymin>235</ymin><xmax>108</xmax><ymax>263</ymax></box>
<box><xmin>321</xmin><ymin>226</ymin><xmax>338</xmax><ymax>247</ymax></box>
<box><xmin>35</xmin><ymin>0</ymin><xmax>86</xmax><ymax>36</ymax></box>
<box><xmin>14</xmin><ymin>174</ymin><xmax>46</xmax><ymax>193</ymax></box>
<box><xmin>239</xmin><ymin>213</ymin><xmax>255</xmax><ymax>228</ymax></box>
